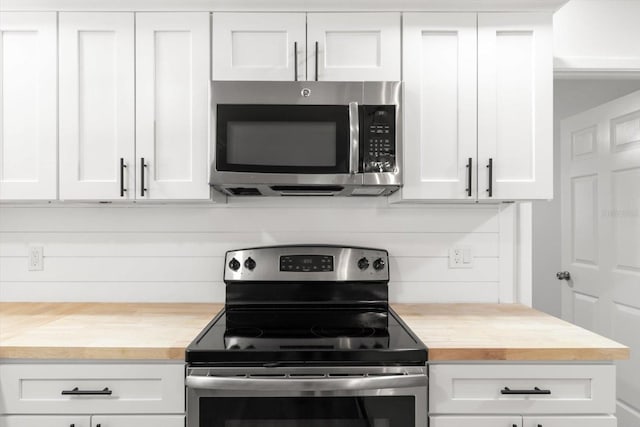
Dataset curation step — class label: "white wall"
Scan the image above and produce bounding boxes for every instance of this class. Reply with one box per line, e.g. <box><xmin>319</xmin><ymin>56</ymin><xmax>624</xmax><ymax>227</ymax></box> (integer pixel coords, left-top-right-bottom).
<box><xmin>532</xmin><ymin>78</ymin><xmax>640</xmax><ymax>317</ymax></box>
<box><xmin>554</xmin><ymin>0</ymin><xmax>640</xmax><ymax>73</ymax></box>
<box><xmin>0</xmin><ymin>199</ymin><xmax>515</xmax><ymax>303</ymax></box>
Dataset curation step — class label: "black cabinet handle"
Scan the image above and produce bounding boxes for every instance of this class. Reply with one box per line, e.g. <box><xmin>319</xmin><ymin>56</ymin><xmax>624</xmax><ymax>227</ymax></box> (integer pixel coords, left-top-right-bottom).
<box><xmin>466</xmin><ymin>157</ymin><xmax>472</xmax><ymax>197</ymax></box>
<box><xmin>501</xmin><ymin>386</ymin><xmax>551</xmax><ymax>395</ymax></box>
<box><xmin>315</xmin><ymin>41</ymin><xmax>319</xmax><ymax>81</ymax></box>
<box><xmin>70</xmin><ymin>424</ymin><xmax>75</xmax><ymax>427</ymax></box>
<box><xmin>61</xmin><ymin>386</ymin><xmax>112</xmax><ymax>395</ymax></box>
<box><xmin>486</xmin><ymin>158</ymin><xmax>493</xmax><ymax>197</ymax></box>
<box><xmin>294</xmin><ymin>41</ymin><xmax>298</xmax><ymax>81</ymax></box>
<box><xmin>140</xmin><ymin>157</ymin><xmax>147</xmax><ymax>197</ymax></box>
<box><xmin>119</xmin><ymin>158</ymin><xmax>127</xmax><ymax>197</ymax></box>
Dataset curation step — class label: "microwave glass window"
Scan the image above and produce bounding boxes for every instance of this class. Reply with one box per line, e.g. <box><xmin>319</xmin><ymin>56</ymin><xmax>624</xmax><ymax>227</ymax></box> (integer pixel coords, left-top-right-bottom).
<box><xmin>227</xmin><ymin>122</ymin><xmax>337</xmax><ymax>167</ymax></box>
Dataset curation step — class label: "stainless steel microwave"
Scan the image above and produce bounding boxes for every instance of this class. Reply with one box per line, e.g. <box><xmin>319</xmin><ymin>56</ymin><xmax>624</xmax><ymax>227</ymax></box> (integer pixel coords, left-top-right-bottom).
<box><xmin>209</xmin><ymin>81</ymin><xmax>402</xmax><ymax>197</ymax></box>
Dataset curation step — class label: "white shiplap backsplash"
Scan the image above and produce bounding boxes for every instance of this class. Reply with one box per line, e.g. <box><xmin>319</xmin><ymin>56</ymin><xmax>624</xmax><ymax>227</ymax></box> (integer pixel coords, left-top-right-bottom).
<box><xmin>0</xmin><ymin>199</ymin><xmax>518</xmax><ymax>303</ymax></box>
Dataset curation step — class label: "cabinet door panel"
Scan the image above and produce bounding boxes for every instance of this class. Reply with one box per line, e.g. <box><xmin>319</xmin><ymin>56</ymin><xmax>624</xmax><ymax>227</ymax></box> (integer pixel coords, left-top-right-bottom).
<box><xmin>0</xmin><ymin>12</ymin><xmax>57</xmax><ymax>200</ymax></box>
<box><xmin>212</xmin><ymin>13</ymin><xmax>305</xmax><ymax>81</ymax></box>
<box><xmin>0</xmin><ymin>415</ymin><xmax>90</xmax><ymax>427</ymax></box>
<box><xmin>523</xmin><ymin>416</ymin><xmax>616</xmax><ymax>427</ymax></box>
<box><xmin>91</xmin><ymin>415</ymin><xmax>184</xmax><ymax>427</ymax></box>
<box><xmin>136</xmin><ymin>13</ymin><xmax>210</xmax><ymax>200</ymax></box>
<box><xmin>59</xmin><ymin>13</ymin><xmax>135</xmax><ymax>200</ymax></box>
<box><xmin>307</xmin><ymin>13</ymin><xmax>400</xmax><ymax>81</ymax></box>
<box><xmin>401</xmin><ymin>13</ymin><xmax>477</xmax><ymax>201</ymax></box>
<box><xmin>430</xmin><ymin>416</ymin><xmax>522</xmax><ymax>427</ymax></box>
<box><xmin>478</xmin><ymin>13</ymin><xmax>553</xmax><ymax>200</ymax></box>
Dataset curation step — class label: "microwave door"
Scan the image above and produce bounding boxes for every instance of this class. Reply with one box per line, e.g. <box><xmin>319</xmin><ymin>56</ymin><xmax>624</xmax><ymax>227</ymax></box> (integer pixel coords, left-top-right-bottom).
<box><xmin>215</xmin><ymin>105</ymin><xmax>352</xmax><ymax>175</ymax></box>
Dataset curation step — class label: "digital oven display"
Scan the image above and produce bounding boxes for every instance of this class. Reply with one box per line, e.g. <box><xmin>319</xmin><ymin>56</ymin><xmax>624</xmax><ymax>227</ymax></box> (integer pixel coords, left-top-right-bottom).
<box><xmin>280</xmin><ymin>255</ymin><xmax>334</xmax><ymax>272</ymax></box>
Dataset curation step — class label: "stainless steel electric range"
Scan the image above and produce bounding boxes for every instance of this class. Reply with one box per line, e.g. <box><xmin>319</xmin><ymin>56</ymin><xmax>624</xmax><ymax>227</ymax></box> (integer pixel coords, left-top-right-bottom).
<box><xmin>186</xmin><ymin>245</ymin><xmax>428</xmax><ymax>427</ymax></box>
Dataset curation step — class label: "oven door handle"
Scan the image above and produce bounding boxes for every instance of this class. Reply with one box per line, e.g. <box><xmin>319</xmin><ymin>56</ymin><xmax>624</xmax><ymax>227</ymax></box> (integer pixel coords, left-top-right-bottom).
<box><xmin>348</xmin><ymin>101</ymin><xmax>360</xmax><ymax>175</ymax></box>
<box><xmin>186</xmin><ymin>373</ymin><xmax>426</xmax><ymax>392</ymax></box>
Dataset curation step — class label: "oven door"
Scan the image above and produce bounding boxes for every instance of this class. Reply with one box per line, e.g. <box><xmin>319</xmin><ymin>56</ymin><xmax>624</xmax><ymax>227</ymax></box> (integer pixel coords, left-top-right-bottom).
<box><xmin>186</xmin><ymin>366</ymin><xmax>427</xmax><ymax>427</ymax></box>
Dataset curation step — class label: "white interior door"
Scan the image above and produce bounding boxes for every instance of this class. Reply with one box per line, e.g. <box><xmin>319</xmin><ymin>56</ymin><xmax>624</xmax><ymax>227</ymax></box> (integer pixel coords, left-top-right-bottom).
<box><xmin>307</xmin><ymin>13</ymin><xmax>400</xmax><ymax>81</ymax></box>
<box><xmin>135</xmin><ymin>12</ymin><xmax>210</xmax><ymax>200</ymax></box>
<box><xmin>561</xmin><ymin>89</ymin><xmax>640</xmax><ymax>427</ymax></box>
<box><xmin>400</xmin><ymin>13</ymin><xmax>477</xmax><ymax>201</ymax></box>
<box><xmin>0</xmin><ymin>12</ymin><xmax>57</xmax><ymax>200</ymax></box>
<box><xmin>58</xmin><ymin>12</ymin><xmax>135</xmax><ymax>200</ymax></box>
<box><xmin>212</xmin><ymin>13</ymin><xmax>305</xmax><ymax>81</ymax></box>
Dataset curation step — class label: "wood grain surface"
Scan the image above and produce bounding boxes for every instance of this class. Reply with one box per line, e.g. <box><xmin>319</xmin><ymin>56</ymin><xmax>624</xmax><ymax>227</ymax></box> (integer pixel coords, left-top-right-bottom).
<box><xmin>0</xmin><ymin>303</ymin><xmax>629</xmax><ymax>361</ymax></box>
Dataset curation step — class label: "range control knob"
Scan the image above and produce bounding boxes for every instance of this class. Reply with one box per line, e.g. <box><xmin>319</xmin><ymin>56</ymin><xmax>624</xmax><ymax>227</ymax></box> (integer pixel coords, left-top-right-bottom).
<box><xmin>244</xmin><ymin>257</ymin><xmax>256</xmax><ymax>270</ymax></box>
<box><xmin>357</xmin><ymin>257</ymin><xmax>370</xmax><ymax>270</ymax></box>
<box><xmin>373</xmin><ymin>258</ymin><xmax>386</xmax><ymax>271</ymax></box>
<box><xmin>228</xmin><ymin>258</ymin><xmax>241</xmax><ymax>271</ymax></box>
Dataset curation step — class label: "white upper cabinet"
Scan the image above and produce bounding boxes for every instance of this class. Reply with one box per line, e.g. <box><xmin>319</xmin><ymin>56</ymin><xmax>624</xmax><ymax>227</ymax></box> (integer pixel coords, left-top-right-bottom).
<box><xmin>59</xmin><ymin>13</ymin><xmax>135</xmax><ymax>200</ymax></box>
<box><xmin>401</xmin><ymin>13</ymin><xmax>477</xmax><ymax>201</ymax></box>
<box><xmin>398</xmin><ymin>12</ymin><xmax>553</xmax><ymax>202</ymax></box>
<box><xmin>212</xmin><ymin>13</ymin><xmax>306</xmax><ymax>81</ymax></box>
<box><xmin>0</xmin><ymin>13</ymin><xmax>57</xmax><ymax>200</ymax></box>
<box><xmin>59</xmin><ymin>12</ymin><xmax>210</xmax><ymax>201</ymax></box>
<box><xmin>477</xmin><ymin>13</ymin><xmax>553</xmax><ymax>200</ymax></box>
<box><xmin>136</xmin><ymin>13</ymin><xmax>211</xmax><ymax>200</ymax></box>
<box><xmin>307</xmin><ymin>13</ymin><xmax>401</xmax><ymax>81</ymax></box>
<box><xmin>211</xmin><ymin>12</ymin><xmax>400</xmax><ymax>81</ymax></box>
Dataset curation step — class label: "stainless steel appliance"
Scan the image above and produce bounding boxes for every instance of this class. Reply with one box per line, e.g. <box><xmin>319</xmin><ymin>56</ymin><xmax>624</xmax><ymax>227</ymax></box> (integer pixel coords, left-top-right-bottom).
<box><xmin>186</xmin><ymin>245</ymin><xmax>428</xmax><ymax>427</ymax></box>
<box><xmin>210</xmin><ymin>81</ymin><xmax>402</xmax><ymax>196</ymax></box>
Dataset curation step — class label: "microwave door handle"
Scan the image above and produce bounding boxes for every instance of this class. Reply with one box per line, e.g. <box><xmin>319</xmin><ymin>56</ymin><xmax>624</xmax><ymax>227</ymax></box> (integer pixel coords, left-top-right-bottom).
<box><xmin>348</xmin><ymin>102</ymin><xmax>359</xmax><ymax>175</ymax></box>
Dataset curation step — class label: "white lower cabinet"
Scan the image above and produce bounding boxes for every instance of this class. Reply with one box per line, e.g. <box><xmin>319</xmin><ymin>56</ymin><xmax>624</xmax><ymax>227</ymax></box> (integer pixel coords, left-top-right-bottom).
<box><xmin>429</xmin><ymin>363</ymin><xmax>618</xmax><ymax>425</ymax></box>
<box><xmin>0</xmin><ymin>415</ymin><xmax>184</xmax><ymax>427</ymax></box>
<box><xmin>430</xmin><ymin>415</ymin><xmax>522</xmax><ymax>427</ymax></box>
<box><xmin>91</xmin><ymin>415</ymin><xmax>184</xmax><ymax>427</ymax></box>
<box><xmin>0</xmin><ymin>416</ymin><xmax>90</xmax><ymax>427</ymax></box>
<box><xmin>0</xmin><ymin>363</ymin><xmax>184</xmax><ymax>427</ymax></box>
<box><xmin>430</xmin><ymin>415</ymin><xmax>617</xmax><ymax>427</ymax></box>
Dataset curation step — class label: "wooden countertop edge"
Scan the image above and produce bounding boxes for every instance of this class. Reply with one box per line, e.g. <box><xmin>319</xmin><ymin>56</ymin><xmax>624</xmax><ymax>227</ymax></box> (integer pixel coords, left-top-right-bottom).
<box><xmin>428</xmin><ymin>347</ymin><xmax>630</xmax><ymax>361</ymax></box>
<box><xmin>0</xmin><ymin>346</ymin><xmax>187</xmax><ymax>361</ymax></box>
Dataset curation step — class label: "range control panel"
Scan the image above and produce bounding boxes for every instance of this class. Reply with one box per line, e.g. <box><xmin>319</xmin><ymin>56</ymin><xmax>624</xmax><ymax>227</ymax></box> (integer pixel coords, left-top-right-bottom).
<box><xmin>280</xmin><ymin>255</ymin><xmax>334</xmax><ymax>272</ymax></box>
<box><xmin>224</xmin><ymin>245</ymin><xmax>389</xmax><ymax>282</ymax></box>
<box><xmin>361</xmin><ymin>105</ymin><xmax>396</xmax><ymax>173</ymax></box>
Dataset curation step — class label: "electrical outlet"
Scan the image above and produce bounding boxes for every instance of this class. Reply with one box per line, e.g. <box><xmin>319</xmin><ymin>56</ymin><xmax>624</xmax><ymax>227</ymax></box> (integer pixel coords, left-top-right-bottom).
<box><xmin>449</xmin><ymin>247</ymin><xmax>473</xmax><ymax>269</ymax></box>
<box><xmin>28</xmin><ymin>246</ymin><xmax>44</xmax><ymax>271</ymax></box>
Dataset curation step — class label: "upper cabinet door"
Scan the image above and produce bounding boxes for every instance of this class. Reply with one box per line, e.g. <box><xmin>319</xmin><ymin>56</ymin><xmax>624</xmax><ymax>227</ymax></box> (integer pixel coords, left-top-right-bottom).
<box><xmin>136</xmin><ymin>13</ymin><xmax>210</xmax><ymax>200</ymax></box>
<box><xmin>212</xmin><ymin>13</ymin><xmax>306</xmax><ymax>81</ymax></box>
<box><xmin>401</xmin><ymin>13</ymin><xmax>477</xmax><ymax>201</ymax></box>
<box><xmin>307</xmin><ymin>13</ymin><xmax>401</xmax><ymax>81</ymax></box>
<box><xmin>477</xmin><ymin>13</ymin><xmax>553</xmax><ymax>200</ymax></box>
<box><xmin>59</xmin><ymin>13</ymin><xmax>135</xmax><ymax>200</ymax></box>
<box><xmin>0</xmin><ymin>13</ymin><xmax>57</xmax><ymax>200</ymax></box>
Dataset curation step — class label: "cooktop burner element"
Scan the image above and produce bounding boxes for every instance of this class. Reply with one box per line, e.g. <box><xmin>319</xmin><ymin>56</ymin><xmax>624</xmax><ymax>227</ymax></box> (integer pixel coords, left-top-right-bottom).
<box><xmin>186</xmin><ymin>245</ymin><xmax>427</xmax><ymax>366</ymax></box>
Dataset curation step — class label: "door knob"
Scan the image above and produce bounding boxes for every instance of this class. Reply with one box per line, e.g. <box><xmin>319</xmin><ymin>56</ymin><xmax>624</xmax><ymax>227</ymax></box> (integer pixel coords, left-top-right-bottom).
<box><xmin>556</xmin><ymin>271</ymin><xmax>571</xmax><ymax>280</ymax></box>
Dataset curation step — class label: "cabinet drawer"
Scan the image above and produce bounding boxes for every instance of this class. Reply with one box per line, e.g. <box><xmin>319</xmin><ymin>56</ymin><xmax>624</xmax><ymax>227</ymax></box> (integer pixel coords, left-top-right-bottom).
<box><xmin>0</xmin><ymin>415</ymin><xmax>90</xmax><ymax>427</ymax></box>
<box><xmin>429</xmin><ymin>364</ymin><xmax>615</xmax><ymax>414</ymax></box>
<box><xmin>0</xmin><ymin>363</ymin><xmax>184</xmax><ymax>414</ymax></box>
<box><xmin>92</xmin><ymin>415</ymin><xmax>185</xmax><ymax>427</ymax></box>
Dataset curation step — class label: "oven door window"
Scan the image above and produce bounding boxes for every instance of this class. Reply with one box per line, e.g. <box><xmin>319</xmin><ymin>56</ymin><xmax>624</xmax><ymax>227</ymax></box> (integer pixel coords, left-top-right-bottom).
<box><xmin>216</xmin><ymin>105</ymin><xmax>350</xmax><ymax>174</ymax></box>
<box><xmin>199</xmin><ymin>396</ymin><xmax>414</xmax><ymax>426</ymax></box>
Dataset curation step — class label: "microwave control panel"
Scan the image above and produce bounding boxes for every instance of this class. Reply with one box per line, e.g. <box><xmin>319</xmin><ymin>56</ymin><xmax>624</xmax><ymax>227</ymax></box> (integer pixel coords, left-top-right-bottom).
<box><xmin>360</xmin><ymin>105</ymin><xmax>396</xmax><ymax>173</ymax></box>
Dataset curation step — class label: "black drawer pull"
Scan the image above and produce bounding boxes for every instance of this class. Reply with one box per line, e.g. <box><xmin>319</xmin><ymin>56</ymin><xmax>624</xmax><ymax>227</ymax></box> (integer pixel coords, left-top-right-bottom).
<box><xmin>61</xmin><ymin>387</ymin><xmax>112</xmax><ymax>395</ymax></box>
<box><xmin>501</xmin><ymin>386</ymin><xmax>551</xmax><ymax>395</ymax></box>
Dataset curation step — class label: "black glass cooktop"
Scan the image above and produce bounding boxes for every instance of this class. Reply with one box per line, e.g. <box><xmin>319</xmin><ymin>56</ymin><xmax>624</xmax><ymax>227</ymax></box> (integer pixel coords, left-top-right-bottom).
<box><xmin>186</xmin><ymin>307</ymin><xmax>427</xmax><ymax>366</ymax></box>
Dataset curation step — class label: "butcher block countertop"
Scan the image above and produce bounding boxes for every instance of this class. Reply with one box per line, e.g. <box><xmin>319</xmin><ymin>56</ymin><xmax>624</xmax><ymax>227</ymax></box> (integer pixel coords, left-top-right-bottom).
<box><xmin>0</xmin><ymin>303</ymin><xmax>629</xmax><ymax>361</ymax></box>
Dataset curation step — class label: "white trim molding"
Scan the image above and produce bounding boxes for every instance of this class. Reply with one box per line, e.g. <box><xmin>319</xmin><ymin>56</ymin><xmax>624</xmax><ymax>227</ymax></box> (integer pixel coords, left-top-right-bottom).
<box><xmin>0</xmin><ymin>0</ymin><xmax>569</xmax><ymax>12</ymax></box>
